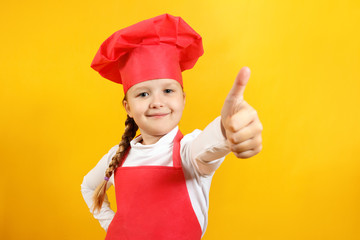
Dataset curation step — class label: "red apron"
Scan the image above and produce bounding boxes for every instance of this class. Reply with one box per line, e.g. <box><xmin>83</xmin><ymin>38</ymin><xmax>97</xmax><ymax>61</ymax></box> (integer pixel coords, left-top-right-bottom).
<box><xmin>105</xmin><ymin>130</ymin><xmax>202</xmax><ymax>240</ymax></box>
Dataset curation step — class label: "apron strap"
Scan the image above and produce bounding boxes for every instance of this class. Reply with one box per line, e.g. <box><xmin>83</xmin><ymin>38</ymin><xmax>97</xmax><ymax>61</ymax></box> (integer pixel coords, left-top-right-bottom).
<box><xmin>172</xmin><ymin>130</ymin><xmax>184</xmax><ymax>168</ymax></box>
<box><xmin>119</xmin><ymin>129</ymin><xmax>184</xmax><ymax>168</ymax></box>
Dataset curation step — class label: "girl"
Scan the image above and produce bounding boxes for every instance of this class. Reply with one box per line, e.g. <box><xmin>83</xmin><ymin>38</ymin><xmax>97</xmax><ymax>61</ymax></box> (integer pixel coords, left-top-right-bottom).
<box><xmin>81</xmin><ymin>13</ymin><xmax>263</xmax><ymax>240</ymax></box>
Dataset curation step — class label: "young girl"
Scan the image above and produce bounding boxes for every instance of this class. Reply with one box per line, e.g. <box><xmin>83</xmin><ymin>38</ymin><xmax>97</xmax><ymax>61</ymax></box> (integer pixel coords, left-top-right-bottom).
<box><xmin>81</xmin><ymin>13</ymin><xmax>263</xmax><ymax>240</ymax></box>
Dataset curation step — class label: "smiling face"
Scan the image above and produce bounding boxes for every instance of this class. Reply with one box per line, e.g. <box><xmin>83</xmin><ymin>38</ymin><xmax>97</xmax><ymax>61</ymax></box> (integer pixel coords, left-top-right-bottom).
<box><xmin>123</xmin><ymin>79</ymin><xmax>186</xmax><ymax>144</ymax></box>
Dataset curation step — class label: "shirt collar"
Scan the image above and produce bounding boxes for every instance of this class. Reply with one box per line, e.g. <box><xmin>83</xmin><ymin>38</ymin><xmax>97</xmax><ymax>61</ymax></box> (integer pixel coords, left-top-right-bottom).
<box><xmin>130</xmin><ymin>125</ymin><xmax>179</xmax><ymax>149</ymax></box>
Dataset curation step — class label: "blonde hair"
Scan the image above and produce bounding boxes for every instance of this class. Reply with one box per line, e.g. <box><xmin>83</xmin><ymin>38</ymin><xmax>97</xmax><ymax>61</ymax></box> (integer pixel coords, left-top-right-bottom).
<box><xmin>92</xmin><ymin>114</ymin><xmax>138</xmax><ymax>213</ymax></box>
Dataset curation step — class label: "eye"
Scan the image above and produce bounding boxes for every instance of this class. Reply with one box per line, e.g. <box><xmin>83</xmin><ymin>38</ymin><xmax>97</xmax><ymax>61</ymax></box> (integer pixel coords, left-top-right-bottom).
<box><xmin>137</xmin><ymin>92</ymin><xmax>149</xmax><ymax>97</ymax></box>
<box><xmin>164</xmin><ymin>89</ymin><xmax>174</xmax><ymax>94</ymax></box>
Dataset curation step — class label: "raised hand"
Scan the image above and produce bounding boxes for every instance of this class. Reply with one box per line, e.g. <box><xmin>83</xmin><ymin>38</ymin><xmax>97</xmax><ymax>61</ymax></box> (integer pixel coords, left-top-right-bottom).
<box><xmin>221</xmin><ymin>67</ymin><xmax>263</xmax><ymax>158</ymax></box>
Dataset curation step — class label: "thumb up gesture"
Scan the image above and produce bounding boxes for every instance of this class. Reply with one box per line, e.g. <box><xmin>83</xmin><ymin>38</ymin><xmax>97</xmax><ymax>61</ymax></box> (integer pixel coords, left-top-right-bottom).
<box><xmin>221</xmin><ymin>67</ymin><xmax>263</xmax><ymax>159</ymax></box>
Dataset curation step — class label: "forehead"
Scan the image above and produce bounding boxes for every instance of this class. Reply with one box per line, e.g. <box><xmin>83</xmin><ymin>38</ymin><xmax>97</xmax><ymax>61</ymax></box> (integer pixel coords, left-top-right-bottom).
<box><xmin>128</xmin><ymin>78</ymin><xmax>182</xmax><ymax>91</ymax></box>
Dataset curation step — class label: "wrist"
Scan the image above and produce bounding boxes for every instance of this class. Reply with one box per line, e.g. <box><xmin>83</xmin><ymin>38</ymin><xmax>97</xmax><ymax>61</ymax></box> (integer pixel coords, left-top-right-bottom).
<box><xmin>220</xmin><ymin>118</ymin><xmax>227</xmax><ymax>139</ymax></box>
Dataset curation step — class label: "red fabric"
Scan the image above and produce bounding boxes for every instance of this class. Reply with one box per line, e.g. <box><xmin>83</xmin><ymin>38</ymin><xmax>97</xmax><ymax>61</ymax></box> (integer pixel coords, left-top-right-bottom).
<box><xmin>91</xmin><ymin>13</ymin><xmax>204</xmax><ymax>93</ymax></box>
<box><xmin>105</xmin><ymin>130</ymin><xmax>202</xmax><ymax>240</ymax></box>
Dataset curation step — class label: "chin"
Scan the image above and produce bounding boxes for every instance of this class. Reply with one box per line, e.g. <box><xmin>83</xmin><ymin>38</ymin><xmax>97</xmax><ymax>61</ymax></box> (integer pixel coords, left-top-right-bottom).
<box><xmin>145</xmin><ymin>125</ymin><xmax>176</xmax><ymax>136</ymax></box>
<box><xmin>152</xmin><ymin>129</ymin><xmax>173</xmax><ymax>136</ymax></box>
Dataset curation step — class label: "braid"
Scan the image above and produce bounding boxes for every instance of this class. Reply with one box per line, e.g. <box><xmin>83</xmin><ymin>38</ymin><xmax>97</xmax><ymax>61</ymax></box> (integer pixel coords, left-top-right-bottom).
<box><xmin>92</xmin><ymin>115</ymin><xmax>138</xmax><ymax>213</ymax></box>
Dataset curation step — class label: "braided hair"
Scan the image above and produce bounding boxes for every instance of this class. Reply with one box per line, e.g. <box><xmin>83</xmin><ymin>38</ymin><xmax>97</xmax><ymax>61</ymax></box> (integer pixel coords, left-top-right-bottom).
<box><xmin>92</xmin><ymin>115</ymin><xmax>138</xmax><ymax>213</ymax></box>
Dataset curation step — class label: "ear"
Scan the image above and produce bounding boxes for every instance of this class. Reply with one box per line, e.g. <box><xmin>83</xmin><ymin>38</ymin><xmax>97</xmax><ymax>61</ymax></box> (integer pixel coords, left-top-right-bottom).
<box><xmin>183</xmin><ymin>91</ymin><xmax>186</xmax><ymax>105</ymax></box>
<box><xmin>122</xmin><ymin>99</ymin><xmax>133</xmax><ymax>118</ymax></box>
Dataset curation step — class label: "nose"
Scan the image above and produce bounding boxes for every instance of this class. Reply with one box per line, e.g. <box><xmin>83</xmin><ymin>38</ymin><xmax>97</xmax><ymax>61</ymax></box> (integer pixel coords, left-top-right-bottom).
<box><xmin>149</xmin><ymin>93</ymin><xmax>165</xmax><ymax>109</ymax></box>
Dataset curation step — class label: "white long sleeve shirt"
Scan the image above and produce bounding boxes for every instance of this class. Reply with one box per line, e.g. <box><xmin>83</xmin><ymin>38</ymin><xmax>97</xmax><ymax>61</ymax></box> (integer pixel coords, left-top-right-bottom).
<box><xmin>81</xmin><ymin>116</ymin><xmax>230</xmax><ymax>236</ymax></box>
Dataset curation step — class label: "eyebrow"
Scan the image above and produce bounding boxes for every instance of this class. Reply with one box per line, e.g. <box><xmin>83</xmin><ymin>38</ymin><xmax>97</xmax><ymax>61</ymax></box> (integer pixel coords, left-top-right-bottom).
<box><xmin>132</xmin><ymin>86</ymin><xmax>149</xmax><ymax>92</ymax></box>
<box><xmin>135</xmin><ymin>82</ymin><xmax>177</xmax><ymax>90</ymax></box>
<box><xmin>129</xmin><ymin>80</ymin><xmax>181</xmax><ymax>95</ymax></box>
<box><xmin>130</xmin><ymin>87</ymin><xmax>150</xmax><ymax>96</ymax></box>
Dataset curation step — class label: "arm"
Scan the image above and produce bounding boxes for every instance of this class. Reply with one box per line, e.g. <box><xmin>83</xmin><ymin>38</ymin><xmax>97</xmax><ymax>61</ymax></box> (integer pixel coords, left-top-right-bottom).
<box><xmin>80</xmin><ymin>146</ymin><xmax>117</xmax><ymax>231</ymax></box>
<box><xmin>189</xmin><ymin>67</ymin><xmax>263</xmax><ymax>176</ymax></box>
<box><xmin>220</xmin><ymin>67</ymin><xmax>263</xmax><ymax>159</ymax></box>
<box><xmin>189</xmin><ymin>116</ymin><xmax>231</xmax><ymax>176</ymax></box>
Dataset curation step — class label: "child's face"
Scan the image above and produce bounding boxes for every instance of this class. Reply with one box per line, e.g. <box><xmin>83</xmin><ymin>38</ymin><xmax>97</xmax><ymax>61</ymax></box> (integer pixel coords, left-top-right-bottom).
<box><xmin>123</xmin><ymin>78</ymin><xmax>185</xmax><ymax>140</ymax></box>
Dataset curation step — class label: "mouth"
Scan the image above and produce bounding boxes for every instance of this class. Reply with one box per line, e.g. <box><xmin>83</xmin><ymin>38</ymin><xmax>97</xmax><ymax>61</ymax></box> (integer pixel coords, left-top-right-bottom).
<box><xmin>146</xmin><ymin>113</ymin><xmax>170</xmax><ymax>118</ymax></box>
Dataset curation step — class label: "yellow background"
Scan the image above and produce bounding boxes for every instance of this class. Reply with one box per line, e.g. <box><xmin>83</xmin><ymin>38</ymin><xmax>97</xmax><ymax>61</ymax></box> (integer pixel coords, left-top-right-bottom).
<box><xmin>1</xmin><ymin>0</ymin><xmax>359</xmax><ymax>239</ymax></box>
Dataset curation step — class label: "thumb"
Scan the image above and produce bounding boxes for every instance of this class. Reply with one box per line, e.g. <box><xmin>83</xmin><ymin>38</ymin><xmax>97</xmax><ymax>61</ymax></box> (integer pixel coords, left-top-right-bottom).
<box><xmin>221</xmin><ymin>66</ymin><xmax>251</xmax><ymax>120</ymax></box>
<box><xmin>227</xmin><ymin>66</ymin><xmax>251</xmax><ymax>100</ymax></box>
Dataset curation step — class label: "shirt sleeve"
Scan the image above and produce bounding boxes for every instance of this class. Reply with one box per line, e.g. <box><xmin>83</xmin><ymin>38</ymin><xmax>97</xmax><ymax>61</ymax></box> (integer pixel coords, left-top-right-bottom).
<box><xmin>80</xmin><ymin>145</ymin><xmax>118</xmax><ymax>232</ymax></box>
<box><xmin>184</xmin><ymin>116</ymin><xmax>231</xmax><ymax>176</ymax></box>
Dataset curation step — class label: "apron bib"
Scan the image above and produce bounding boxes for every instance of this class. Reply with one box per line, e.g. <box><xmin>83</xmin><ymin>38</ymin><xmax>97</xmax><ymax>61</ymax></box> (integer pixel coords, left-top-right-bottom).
<box><xmin>105</xmin><ymin>130</ymin><xmax>202</xmax><ymax>240</ymax></box>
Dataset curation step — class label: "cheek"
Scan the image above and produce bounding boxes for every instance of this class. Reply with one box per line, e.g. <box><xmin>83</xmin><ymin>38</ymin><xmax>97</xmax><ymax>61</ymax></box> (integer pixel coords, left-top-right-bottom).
<box><xmin>174</xmin><ymin>97</ymin><xmax>185</xmax><ymax>112</ymax></box>
<box><xmin>132</xmin><ymin>105</ymin><xmax>145</xmax><ymax>117</ymax></box>
<box><xmin>128</xmin><ymin>101</ymin><xmax>145</xmax><ymax>117</ymax></box>
<box><xmin>179</xmin><ymin>102</ymin><xmax>185</xmax><ymax>112</ymax></box>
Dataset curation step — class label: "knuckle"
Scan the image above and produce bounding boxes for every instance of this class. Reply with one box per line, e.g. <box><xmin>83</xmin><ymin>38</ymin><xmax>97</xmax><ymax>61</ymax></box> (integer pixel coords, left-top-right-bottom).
<box><xmin>258</xmin><ymin>122</ymin><xmax>263</xmax><ymax>132</ymax></box>
<box><xmin>229</xmin><ymin>135</ymin><xmax>237</xmax><ymax>144</ymax></box>
<box><xmin>230</xmin><ymin>143</ymin><xmax>238</xmax><ymax>152</ymax></box>
<box><xmin>259</xmin><ymin>144</ymin><xmax>263</xmax><ymax>152</ymax></box>
<box><xmin>256</xmin><ymin>144</ymin><xmax>263</xmax><ymax>153</ymax></box>
<box><xmin>234</xmin><ymin>152</ymin><xmax>243</xmax><ymax>158</ymax></box>
<box><xmin>234</xmin><ymin>151</ymin><xmax>251</xmax><ymax>159</ymax></box>
<box><xmin>255</xmin><ymin>135</ymin><xmax>262</xmax><ymax>145</ymax></box>
<box><xmin>228</xmin><ymin>121</ymin><xmax>238</xmax><ymax>132</ymax></box>
<box><xmin>229</xmin><ymin>125</ymin><xmax>236</xmax><ymax>132</ymax></box>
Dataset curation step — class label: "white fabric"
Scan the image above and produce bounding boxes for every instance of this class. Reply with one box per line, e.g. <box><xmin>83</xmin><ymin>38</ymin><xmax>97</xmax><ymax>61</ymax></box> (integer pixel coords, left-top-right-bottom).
<box><xmin>81</xmin><ymin>116</ymin><xmax>230</xmax><ymax>236</ymax></box>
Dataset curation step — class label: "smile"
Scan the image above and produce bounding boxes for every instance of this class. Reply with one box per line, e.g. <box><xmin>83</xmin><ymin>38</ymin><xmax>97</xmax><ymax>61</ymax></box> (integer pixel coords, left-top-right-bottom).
<box><xmin>146</xmin><ymin>113</ymin><xmax>170</xmax><ymax>118</ymax></box>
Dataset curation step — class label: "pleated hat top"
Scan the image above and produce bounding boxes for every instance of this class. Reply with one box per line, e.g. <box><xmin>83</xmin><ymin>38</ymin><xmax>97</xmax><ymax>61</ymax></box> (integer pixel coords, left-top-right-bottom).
<box><xmin>91</xmin><ymin>13</ymin><xmax>204</xmax><ymax>93</ymax></box>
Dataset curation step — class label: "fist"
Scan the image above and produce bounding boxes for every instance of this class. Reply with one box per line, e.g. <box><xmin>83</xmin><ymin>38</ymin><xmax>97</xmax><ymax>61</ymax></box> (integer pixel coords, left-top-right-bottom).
<box><xmin>221</xmin><ymin>67</ymin><xmax>263</xmax><ymax>159</ymax></box>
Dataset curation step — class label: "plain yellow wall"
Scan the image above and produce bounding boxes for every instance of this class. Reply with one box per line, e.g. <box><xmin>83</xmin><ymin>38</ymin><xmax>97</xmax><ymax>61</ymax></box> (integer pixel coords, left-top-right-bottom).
<box><xmin>1</xmin><ymin>0</ymin><xmax>359</xmax><ymax>239</ymax></box>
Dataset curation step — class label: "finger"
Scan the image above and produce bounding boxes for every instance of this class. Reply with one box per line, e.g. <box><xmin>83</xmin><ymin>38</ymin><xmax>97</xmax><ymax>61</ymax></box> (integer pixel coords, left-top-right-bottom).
<box><xmin>229</xmin><ymin>134</ymin><xmax>262</xmax><ymax>153</ymax></box>
<box><xmin>226</xmin><ymin>118</ymin><xmax>262</xmax><ymax>144</ymax></box>
<box><xmin>227</xmin><ymin>66</ymin><xmax>251</xmax><ymax>99</ymax></box>
<box><xmin>233</xmin><ymin>144</ymin><xmax>262</xmax><ymax>159</ymax></box>
<box><xmin>225</xmin><ymin>104</ymin><xmax>257</xmax><ymax>133</ymax></box>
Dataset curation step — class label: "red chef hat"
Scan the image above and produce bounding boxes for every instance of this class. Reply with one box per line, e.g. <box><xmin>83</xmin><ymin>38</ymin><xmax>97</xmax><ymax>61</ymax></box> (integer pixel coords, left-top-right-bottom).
<box><xmin>91</xmin><ymin>13</ymin><xmax>204</xmax><ymax>93</ymax></box>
